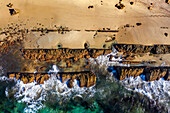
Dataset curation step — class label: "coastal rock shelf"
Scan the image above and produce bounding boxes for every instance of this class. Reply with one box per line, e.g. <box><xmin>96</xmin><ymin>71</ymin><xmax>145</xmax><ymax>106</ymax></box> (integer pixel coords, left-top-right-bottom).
<box><xmin>113</xmin><ymin>44</ymin><xmax>170</xmax><ymax>54</ymax></box>
<box><xmin>8</xmin><ymin>71</ymin><xmax>96</xmax><ymax>88</ymax></box>
<box><xmin>0</xmin><ymin>40</ymin><xmax>22</xmax><ymax>55</ymax></box>
<box><xmin>21</xmin><ymin>48</ymin><xmax>112</xmax><ymax>63</ymax></box>
<box><xmin>0</xmin><ymin>23</ymin><xmax>27</xmax><ymax>55</ymax></box>
<box><xmin>108</xmin><ymin>66</ymin><xmax>170</xmax><ymax>81</ymax></box>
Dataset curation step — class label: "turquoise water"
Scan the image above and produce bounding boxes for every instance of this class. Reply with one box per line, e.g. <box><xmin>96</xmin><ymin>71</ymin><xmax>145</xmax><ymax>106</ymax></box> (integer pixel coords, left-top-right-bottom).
<box><xmin>0</xmin><ymin>80</ymin><xmax>26</xmax><ymax>113</ymax></box>
<box><xmin>0</xmin><ymin>65</ymin><xmax>168</xmax><ymax>113</ymax></box>
<box><xmin>0</xmin><ymin>79</ymin><xmax>167</xmax><ymax>113</ymax></box>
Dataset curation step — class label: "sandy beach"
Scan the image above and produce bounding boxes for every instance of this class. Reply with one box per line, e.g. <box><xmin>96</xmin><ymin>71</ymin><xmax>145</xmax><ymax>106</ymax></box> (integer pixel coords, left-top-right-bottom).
<box><xmin>0</xmin><ymin>0</ymin><xmax>169</xmax><ymax>49</ymax></box>
<box><xmin>0</xmin><ymin>0</ymin><xmax>170</xmax><ymax>112</ymax></box>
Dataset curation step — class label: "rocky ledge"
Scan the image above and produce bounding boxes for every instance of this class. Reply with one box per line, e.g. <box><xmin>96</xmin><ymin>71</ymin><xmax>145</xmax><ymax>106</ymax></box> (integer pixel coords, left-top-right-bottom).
<box><xmin>113</xmin><ymin>44</ymin><xmax>170</xmax><ymax>54</ymax></box>
<box><xmin>8</xmin><ymin>71</ymin><xmax>96</xmax><ymax>88</ymax></box>
<box><xmin>108</xmin><ymin>66</ymin><xmax>170</xmax><ymax>81</ymax></box>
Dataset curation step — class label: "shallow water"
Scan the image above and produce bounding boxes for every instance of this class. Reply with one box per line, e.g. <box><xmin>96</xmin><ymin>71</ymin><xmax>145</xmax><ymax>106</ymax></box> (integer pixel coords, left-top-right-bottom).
<box><xmin>0</xmin><ymin>48</ymin><xmax>169</xmax><ymax>113</ymax></box>
<box><xmin>0</xmin><ymin>64</ymin><xmax>169</xmax><ymax>113</ymax></box>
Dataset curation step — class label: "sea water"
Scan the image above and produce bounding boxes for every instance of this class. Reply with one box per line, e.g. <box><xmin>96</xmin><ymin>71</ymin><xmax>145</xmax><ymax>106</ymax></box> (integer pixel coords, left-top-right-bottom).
<box><xmin>0</xmin><ymin>49</ymin><xmax>169</xmax><ymax>112</ymax></box>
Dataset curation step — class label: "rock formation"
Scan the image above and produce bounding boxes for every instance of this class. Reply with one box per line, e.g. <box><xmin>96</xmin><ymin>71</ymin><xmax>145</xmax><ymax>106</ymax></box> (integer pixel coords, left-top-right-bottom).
<box><xmin>108</xmin><ymin>66</ymin><xmax>169</xmax><ymax>81</ymax></box>
<box><xmin>113</xmin><ymin>44</ymin><xmax>170</xmax><ymax>54</ymax></box>
<box><xmin>21</xmin><ymin>49</ymin><xmax>112</xmax><ymax>67</ymax></box>
<box><xmin>8</xmin><ymin>71</ymin><xmax>96</xmax><ymax>88</ymax></box>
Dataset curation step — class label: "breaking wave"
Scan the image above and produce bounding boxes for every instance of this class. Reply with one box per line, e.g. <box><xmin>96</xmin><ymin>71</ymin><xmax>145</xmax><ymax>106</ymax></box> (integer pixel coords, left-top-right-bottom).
<box><xmin>5</xmin><ymin>65</ymin><xmax>96</xmax><ymax>112</ymax></box>
<box><xmin>121</xmin><ymin>76</ymin><xmax>170</xmax><ymax>108</ymax></box>
<box><xmin>90</xmin><ymin>48</ymin><xmax>170</xmax><ymax>110</ymax></box>
<box><xmin>1</xmin><ymin>47</ymin><xmax>170</xmax><ymax>112</ymax></box>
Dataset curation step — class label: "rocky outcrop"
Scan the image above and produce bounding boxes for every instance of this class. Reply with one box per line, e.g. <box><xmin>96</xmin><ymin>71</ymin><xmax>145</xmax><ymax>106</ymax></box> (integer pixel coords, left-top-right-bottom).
<box><xmin>57</xmin><ymin>71</ymin><xmax>96</xmax><ymax>88</ymax></box>
<box><xmin>108</xmin><ymin>66</ymin><xmax>170</xmax><ymax>81</ymax></box>
<box><xmin>0</xmin><ymin>23</ymin><xmax>27</xmax><ymax>55</ymax></box>
<box><xmin>119</xmin><ymin>68</ymin><xmax>144</xmax><ymax>80</ymax></box>
<box><xmin>31</xmin><ymin>26</ymin><xmax>71</xmax><ymax>35</ymax></box>
<box><xmin>21</xmin><ymin>49</ymin><xmax>112</xmax><ymax>65</ymax></box>
<box><xmin>115</xmin><ymin>1</ymin><xmax>125</xmax><ymax>9</ymax></box>
<box><xmin>0</xmin><ymin>40</ymin><xmax>21</xmax><ymax>55</ymax></box>
<box><xmin>8</xmin><ymin>73</ymin><xmax>49</xmax><ymax>84</ymax></box>
<box><xmin>8</xmin><ymin>71</ymin><xmax>96</xmax><ymax>88</ymax></box>
<box><xmin>113</xmin><ymin>44</ymin><xmax>170</xmax><ymax>54</ymax></box>
<box><xmin>9</xmin><ymin>9</ymin><xmax>20</xmax><ymax>16</ymax></box>
<box><xmin>145</xmin><ymin>69</ymin><xmax>167</xmax><ymax>81</ymax></box>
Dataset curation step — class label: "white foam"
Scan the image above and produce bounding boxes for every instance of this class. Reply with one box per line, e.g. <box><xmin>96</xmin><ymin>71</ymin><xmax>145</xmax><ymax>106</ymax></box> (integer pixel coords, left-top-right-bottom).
<box><xmin>89</xmin><ymin>48</ymin><xmax>170</xmax><ymax>109</ymax></box>
<box><xmin>4</xmin><ymin>47</ymin><xmax>170</xmax><ymax>111</ymax></box>
<box><xmin>48</xmin><ymin>65</ymin><xmax>59</xmax><ymax>73</ymax></box>
<box><xmin>5</xmin><ymin>65</ymin><xmax>96</xmax><ymax>112</ymax></box>
<box><xmin>0</xmin><ymin>76</ymin><xmax>9</xmax><ymax>81</ymax></box>
<box><xmin>121</xmin><ymin>76</ymin><xmax>170</xmax><ymax>107</ymax></box>
<box><xmin>94</xmin><ymin>52</ymin><xmax>121</xmax><ymax>67</ymax></box>
<box><xmin>91</xmin><ymin>47</ymin><xmax>127</xmax><ymax>67</ymax></box>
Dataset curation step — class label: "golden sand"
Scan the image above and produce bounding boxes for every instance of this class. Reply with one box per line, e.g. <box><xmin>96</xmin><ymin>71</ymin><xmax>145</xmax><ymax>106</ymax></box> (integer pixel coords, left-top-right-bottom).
<box><xmin>0</xmin><ymin>0</ymin><xmax>169</xmax><ymax>49</ymax></box>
